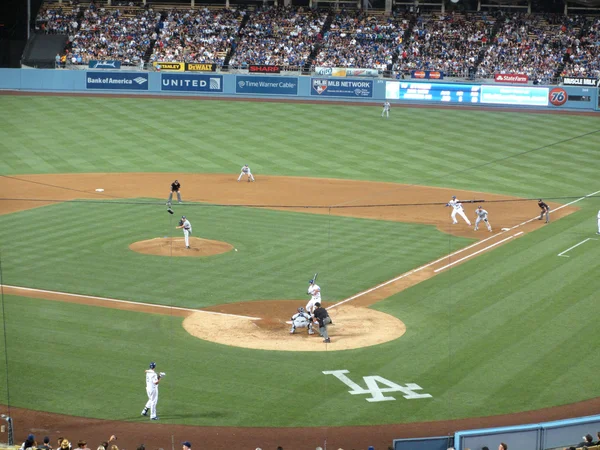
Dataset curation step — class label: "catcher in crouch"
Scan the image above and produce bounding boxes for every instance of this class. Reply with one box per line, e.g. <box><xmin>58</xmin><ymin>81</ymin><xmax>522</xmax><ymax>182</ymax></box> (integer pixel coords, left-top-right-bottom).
<box><xmin>290</xmin><ymin>307</ymin><xmax>315</xmax><ymax>335</ymax></box>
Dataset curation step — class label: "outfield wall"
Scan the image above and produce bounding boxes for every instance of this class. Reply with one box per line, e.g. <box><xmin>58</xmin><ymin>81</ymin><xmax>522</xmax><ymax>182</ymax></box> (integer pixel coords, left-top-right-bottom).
<box><xmin>0</xmin><ymin>69</ymin><xmax>598</xmax><ymax>111</ymax></box>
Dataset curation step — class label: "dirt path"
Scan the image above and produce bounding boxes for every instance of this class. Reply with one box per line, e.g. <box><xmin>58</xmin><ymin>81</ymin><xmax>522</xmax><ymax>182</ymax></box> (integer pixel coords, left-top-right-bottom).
<box><xmin>0</xmin><ymin>172</ymin><xmax>591</xmax><ymax>449</ymax></box>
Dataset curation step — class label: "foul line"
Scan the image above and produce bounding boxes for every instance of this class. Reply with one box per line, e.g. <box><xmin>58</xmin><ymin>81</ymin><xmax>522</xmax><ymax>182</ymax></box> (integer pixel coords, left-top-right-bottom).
<box><xmin>0</xmin><ymin>285</ymin><xmax>261</xmax><ymax>320</ymax></box>
<box><xmin>434</xmin><ymin>232</ymin><xmax>524</xmax><ymax>272</ymax></box>
<box><xmin>558</xmin><ymin>238</ymin><xmax>597</xmax><ymax>258</ymax></box>
<box><xmin>331</xmin><ymin>188</ymin><xmax>600</xmax><ymax>309</ymax></box>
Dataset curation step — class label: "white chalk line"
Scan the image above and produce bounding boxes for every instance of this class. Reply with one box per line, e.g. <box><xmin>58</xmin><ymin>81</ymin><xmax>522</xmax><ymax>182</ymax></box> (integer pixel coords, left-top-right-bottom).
<box><xmin>558</xmin><ymin>238</ymin><xmax>597</xmax><ymax>257</ymax></box>
<box><xmin>0</xmin><ymin>284</ymin><xmax>261</xmax><ymax>320</ymax></box>
<box><xmin>330</xmin><ymin>189</ymin><xmax>600</xmax><ymax>309</ymax></box>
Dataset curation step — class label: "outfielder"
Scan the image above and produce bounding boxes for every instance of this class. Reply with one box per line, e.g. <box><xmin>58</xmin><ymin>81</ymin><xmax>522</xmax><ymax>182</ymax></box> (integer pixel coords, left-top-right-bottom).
<box><xmin>306</xmin><ymin>279</ymin><xmax>321</xmax><ymax>317</ymax></box>
<box><xmin>141</xmin><ymin>362</ymin><xmax>165</xmax><ymax>420</ymax></box>
<box><xmin>446</xmin><ymin>196</ymin><xmax>472</xmax><ymax>225</ymax></box>
<box><xmin>382</xmin><ymin>101</ymin><xmax>390</xmax><ymax>118</ymax></box>
<box><xmin>538</xmin><ymin>199</ymin><xmax>550</xmax><ymax>223</ymax></box>
<box><xmin>176</xmin><ymin>216</ymin><xmax>192</xmax><ymax>249</ymax></box>
<box><xmin>237</xmin><ymin>164</ymin><xmax>255</xmax><ymax>182</ymax></box>
<box><xmin>474</xmin><ymin>206</ymin><xmax>492</xmax><ymax>232</ymax></box>
<box><xmin>290</xmin><ymin>307</ymin><xmax>315</xmax><ymax>335</ymax></box>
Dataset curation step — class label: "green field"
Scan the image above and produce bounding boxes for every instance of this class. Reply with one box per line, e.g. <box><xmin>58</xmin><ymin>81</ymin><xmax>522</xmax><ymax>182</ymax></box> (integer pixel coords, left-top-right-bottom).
<box><xmin>0</xmin><ymin>96</ymin><xmax>599</xmax><ymax>428</ymax></box>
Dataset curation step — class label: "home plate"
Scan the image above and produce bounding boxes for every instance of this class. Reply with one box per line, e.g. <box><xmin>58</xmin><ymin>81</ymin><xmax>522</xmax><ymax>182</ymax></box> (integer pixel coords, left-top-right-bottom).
<box><xmin>95</xmin><ymin>188</ymin><xmax>104</xmax><ymax>192</ymax></box>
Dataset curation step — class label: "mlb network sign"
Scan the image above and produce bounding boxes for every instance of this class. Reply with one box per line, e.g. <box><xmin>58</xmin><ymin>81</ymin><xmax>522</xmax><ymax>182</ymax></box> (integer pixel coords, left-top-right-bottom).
<box><xmin>86</xmin><ymin>72</ymin><xmax>148</xmax><ymax>90</ymax></box>
<box><xmin>161</xmin><ymin>74</ymin><xmax>223</xmax><ymax>92</ymax></box>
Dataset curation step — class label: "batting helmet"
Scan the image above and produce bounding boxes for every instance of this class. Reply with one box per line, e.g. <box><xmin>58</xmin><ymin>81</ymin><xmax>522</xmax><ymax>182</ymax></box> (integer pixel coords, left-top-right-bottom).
<box><xmin>452</xmin><ymin>195</ymin><xmax>456</xmax><ymax>199</ymax></box>
<box><xmin>298</xmin><ymin>307</ymin><xmax>305</xmax><ymax>313</ymax></box>
<box><xmin>309</xmin><ymin>279</ymin><xmax>314</xmax><ymax>284</ymax></box>
<box><xmin>149</xmin><ymin>362</ymin><xmax>156</xmax><ymax>369</ymax></box>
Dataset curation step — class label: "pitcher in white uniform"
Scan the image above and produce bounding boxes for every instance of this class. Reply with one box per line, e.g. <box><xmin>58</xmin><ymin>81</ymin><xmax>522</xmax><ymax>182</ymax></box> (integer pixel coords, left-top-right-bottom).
<box><xmin>446</xmin><ymin>196</ymin><xmax>471</xmax><ymax>225</ymax></box>
<box><xmin>176</xmin><ymin>216</ymin><xmax>192</xmax><ymax>249</ymax></box>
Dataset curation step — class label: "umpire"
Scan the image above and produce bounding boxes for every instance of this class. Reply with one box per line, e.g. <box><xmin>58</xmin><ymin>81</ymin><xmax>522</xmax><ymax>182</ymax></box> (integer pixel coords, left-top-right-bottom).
<box><xmin>167</xmin><ymin>180</ymin><xmax>182</xmax><ymax>206</ymax></box>
<box><xmin>538</xmin><ymin>199</ymin><xmax>550</xmax><ymax>223</ymax></box>
<box><xmin>313</xmin><ymin>302</ymin><xmax>332</xmax><ymax>343</ymax></box>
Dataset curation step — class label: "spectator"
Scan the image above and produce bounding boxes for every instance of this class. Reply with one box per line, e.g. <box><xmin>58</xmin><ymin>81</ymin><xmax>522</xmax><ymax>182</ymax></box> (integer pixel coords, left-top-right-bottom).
<box><xmin>38</xmin><ymin>437</ymin><xmax>53</xmax><ymax>450</ymax></box>
<box><xmin>77</xmin><ymin>441</ymin><xmax>90</xmax><ymax>450</ymax></box>
<box><xmin>577</xmin><ymin>435</ymin><xmax>594</xmax><ymax>447</ymax></box>
<box><xmin>182</xmin><ymin>442</ymin><xmax>191</xmax><ymax>450</ymax></box>
<box><xmin>499</xmin><ymin>443</ymin><xmax>507</xmax><ymax>450</ymax></box>
<box><xmin>60</xmin><ymin>439</ymin><xmax>71</xmax><ymax>450</ymax></box>
<box><xmin>21</xmin><ymin>434</ymin><xmax>36</xmax><ymax>450</ymax></box>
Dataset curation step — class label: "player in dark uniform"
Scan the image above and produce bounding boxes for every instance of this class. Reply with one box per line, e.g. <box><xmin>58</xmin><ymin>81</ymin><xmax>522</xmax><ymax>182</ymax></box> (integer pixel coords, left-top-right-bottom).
<box><xmin>538</xmin><ymin>199</ymin><xmax>550</xmax><ymax>223</ymax></box>
<box><xmin>167</xmin><ymin>180</ymin><xmax>182</xmax><ymax>206</ymax></box>
<box><xmin>313</xmin><ymin>302</ymin><xmax>332</xmax><ymax>343</ymax></box>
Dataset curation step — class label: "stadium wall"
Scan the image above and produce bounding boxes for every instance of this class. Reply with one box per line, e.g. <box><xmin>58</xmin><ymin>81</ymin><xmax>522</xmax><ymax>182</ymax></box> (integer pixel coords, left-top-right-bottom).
<box><xmin>0</xmin><ymin>69</ymin><xmax>598</xmax><ymax>111</ymax></box>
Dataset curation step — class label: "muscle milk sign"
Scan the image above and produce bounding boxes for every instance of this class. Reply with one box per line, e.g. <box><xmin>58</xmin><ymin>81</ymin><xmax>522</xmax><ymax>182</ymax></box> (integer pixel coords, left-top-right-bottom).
<box><xmin>562</xmin><ymin>77</ymin><xmax>599</xmax><ymax>87</ymax></box>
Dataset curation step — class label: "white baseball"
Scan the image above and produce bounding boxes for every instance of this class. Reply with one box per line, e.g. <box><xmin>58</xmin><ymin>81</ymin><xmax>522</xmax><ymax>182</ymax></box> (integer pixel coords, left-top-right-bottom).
<box><xmin>235</xmin><ymin>249</ymin><xmax>238</xmax><ymax>252</ymax></box>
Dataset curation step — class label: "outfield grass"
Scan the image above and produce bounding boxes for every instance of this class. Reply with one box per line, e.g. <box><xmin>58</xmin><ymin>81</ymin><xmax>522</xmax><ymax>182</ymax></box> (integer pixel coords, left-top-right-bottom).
<box><xmin>0</xmin><ymin>96</ymin><xmax>599</xmax><ymax>427</ymax></box>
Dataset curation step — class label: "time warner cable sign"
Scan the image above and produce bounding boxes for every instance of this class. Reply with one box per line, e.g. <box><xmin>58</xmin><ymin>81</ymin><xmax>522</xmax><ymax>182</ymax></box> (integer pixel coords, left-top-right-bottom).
<box><xmin>86</xmin><ymin>72</ymin><xmax>148</xmax><ymax>90</ymax></box>
<box><xmin>161</xmin><ymin>73</ymin><xmax>223</xmax><ymax>92</ymax></box>
<box><xmin>311</xmin><ymin>78</ymin><xmax>373</xmax><ymax>98</ymax></box>
<box><xmin>236</xmin><ymin>76</ymin><xmax>298</xmax><ymax>95</ymax></box>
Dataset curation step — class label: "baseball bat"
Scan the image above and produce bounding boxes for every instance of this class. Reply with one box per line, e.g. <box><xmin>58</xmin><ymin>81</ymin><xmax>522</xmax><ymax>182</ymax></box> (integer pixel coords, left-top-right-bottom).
<box><xmin>313</xmin><ymin>272</ymin><xmax>318</xmax><ymax>283</ymax></box>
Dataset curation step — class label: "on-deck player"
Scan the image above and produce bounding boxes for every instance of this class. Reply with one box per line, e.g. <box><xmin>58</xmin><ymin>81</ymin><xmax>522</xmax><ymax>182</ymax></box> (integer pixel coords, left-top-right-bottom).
<box><xmin>446</xmin><ymin>196</ymin><xmax>472</xmax><ymax>226</ymax></box>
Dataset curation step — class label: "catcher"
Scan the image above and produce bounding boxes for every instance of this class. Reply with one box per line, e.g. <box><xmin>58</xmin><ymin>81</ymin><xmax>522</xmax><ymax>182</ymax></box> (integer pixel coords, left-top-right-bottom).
<box><xmin>290</xmin><ymin>307</ymin><xmax>314</xmax><ymax>335</ymax></box>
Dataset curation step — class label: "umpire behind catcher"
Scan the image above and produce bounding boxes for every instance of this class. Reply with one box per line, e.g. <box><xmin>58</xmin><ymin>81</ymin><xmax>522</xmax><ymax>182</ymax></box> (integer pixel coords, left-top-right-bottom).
<box><xmin>313</xmin><ymin>303</ymin><xmax>332</xmax><ymax>343</ymax></box>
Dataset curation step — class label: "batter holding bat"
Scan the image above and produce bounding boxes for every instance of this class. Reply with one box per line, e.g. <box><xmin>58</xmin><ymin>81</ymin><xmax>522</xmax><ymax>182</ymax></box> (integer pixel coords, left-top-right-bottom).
<box><xmin>305</xmin><ymin>274</ymin><xmax>320</xmax><ymax>318</ymax></box>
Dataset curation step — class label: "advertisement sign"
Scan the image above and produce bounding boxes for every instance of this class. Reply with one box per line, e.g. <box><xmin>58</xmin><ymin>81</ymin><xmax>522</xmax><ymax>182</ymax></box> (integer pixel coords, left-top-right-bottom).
<box><xmin>236</xmin><ymin>76</ymin><xmax>298</xmax><ymax>95</ymax></box>
<box><xmin>548</xmin><ymin>87</ymin><xmax>568</xmax><ymax>106</ymax></box>
<box><xmin>311</xmin><ymin>78</ymin><xmax>373</xmax><ymax>97</ymax></box>
<box><xmin>161</xmin><ymin>73</ymin><xmax>223</xmax><ymax>92</ymax></box>
<box><xmin>480</xmin><ymin>85</ymin><xmax>548</xmax><ymax>106</ymax></box>
<box><xmin>494</xmin><ymin>73</ymin><xmax>528</xmax><ymax>84</ymax></box>
<box><xmin>411</xmin><ymin>70</ymin><xmax>444</xmax><ymax>80</ymax></box>
<box><xmin>314</xmin><ymin>67</ymin><xmax>347</xmax><ymax>77</ymax></box>
<box><xmin>88</xmin><ymin>60</ymin><xmax>121</xmax><ymax>69</ymax></box>
<box><xmin>86</xmin><ymin>72</ymin><xmax>148</xmax><ymax>90</ymax></box>
<box><xmin>386</xmin><ymin>81</ymin><xmax>480</xmax><ymax>103</ymax></box>
<box><xmin>248</xmin><ymin>65</ymin><xmax>281</xmax><ymax>74</ymax></box>
<box><xmin>346</xmin><ymin>68</ymin><xmax>379</xmax><ymax>77</ymax></box>
<box><xmin>186</xmin><ymin>63</ymin><xmax>216</xmax><ymax>72</ymax></box>
<box><xmin>562</xmin><ymin>77</ymin><xmax>599</xmax><ymax>87</ymax></box>
<box><xmin>153</xmin><ymin>62</ymin><xmax>185</xmax><ymax>72</ymax></box>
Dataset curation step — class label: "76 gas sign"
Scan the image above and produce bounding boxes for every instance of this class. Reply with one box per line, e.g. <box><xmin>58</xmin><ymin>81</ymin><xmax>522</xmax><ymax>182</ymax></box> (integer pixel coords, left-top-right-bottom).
<box><xmin>549</xmin><ymin>88</ymin><xmax>567</xmax><ymax>106</ymax></box>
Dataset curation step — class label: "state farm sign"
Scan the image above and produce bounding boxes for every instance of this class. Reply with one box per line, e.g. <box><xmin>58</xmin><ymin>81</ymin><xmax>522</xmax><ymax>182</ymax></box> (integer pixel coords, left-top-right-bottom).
<box><xmin>494</xmin><ymin>73</ymin><xmax>529</xmax><ymax>84</ymax></box>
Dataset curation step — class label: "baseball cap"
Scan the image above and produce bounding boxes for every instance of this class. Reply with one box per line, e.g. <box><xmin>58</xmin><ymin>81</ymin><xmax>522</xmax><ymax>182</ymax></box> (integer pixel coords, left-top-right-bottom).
<box><xmin>27</xmin><ymin>434</ymin><xmax>35</xmax><ymax>441</ymax></box>
<box><xmin>182</xmin><ymin>442</ymin><xmax>192</xmax><ymax>448</ymax></box>
<box><xmin>315</xmin><ymin>302</ymin><xmax>321</xmax><ymax>307</ymax></box>
<box><xmin>182</xmin><ymin>216</ymin><xmax>186</xmax><ymax>219</ymax></box>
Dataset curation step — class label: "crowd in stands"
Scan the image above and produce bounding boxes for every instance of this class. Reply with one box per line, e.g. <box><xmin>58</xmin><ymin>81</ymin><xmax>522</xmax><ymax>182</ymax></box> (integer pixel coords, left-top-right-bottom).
<box><xmin>150</xmin><ymin>8</ymin><xmax>244</xmax><ymax>66</ymax></box>
<box><xmin>314</xmin><ymin>10</ymin><xmax>411</xmax><ymax>69</ymax></box>
<box><xmin>35</xmin><ymin>1</ymin><xmax>600</xmax><ymax>82</ymax></box>
<box><xmin>229</xmin><ymin>6</ymin><xmax>327</xmax><ymax>69</ymax></box>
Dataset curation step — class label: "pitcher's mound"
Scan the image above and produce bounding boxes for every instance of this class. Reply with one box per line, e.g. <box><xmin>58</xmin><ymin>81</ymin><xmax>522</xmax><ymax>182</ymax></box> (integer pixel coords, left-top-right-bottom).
<box><xmin>129</xmin><ymin>237</ymin><xmax>234</xmax><ymax>257</ymax></box>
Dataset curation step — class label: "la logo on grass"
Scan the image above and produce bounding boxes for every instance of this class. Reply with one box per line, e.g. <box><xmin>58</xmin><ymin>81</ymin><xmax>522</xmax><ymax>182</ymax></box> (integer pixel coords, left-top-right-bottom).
<box><xmin>323</xmin><ymin>370</ymin><xmax>432</xmax><ymax>403</ymax></box>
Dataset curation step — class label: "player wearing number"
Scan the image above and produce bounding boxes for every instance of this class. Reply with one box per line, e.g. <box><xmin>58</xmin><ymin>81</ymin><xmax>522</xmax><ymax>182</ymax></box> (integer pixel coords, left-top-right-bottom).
<box><xmin>290</xmin><ymin>307</ymin><xmax>315</xmax><ymax>335</ymax></box>
<box><xmin>237</xmin><ymin>164</ymin><xmax>255</xmax><ymax>182</ymax></box>
<box><xmin>446</xmin><ymin>196</ymin><xmax>472</xmax><ymax>225</ymax></box>
<box><xmin>141</xmin><ymin>362</ymin><xmax>163</xmax><ymax>420</ymax></box>
<box><xmin>306</xmin><ymin>279</ymin><xmax>321</xmax><ymax>317</ymax></box>
<box><xmin>176</xmin><ymin>216</ymin><xmax>192</xmax><ymax>249</ymax></box>
<box><xmin>382</xmin><ymin>101</ymin><xmax>390</xmax><ymax>118</ymax></box>
<box><xmin>538</xmin><ymin>199</ymin><xmax>550</xmax><ymax>223</ymax></box>
<box><xmin>474</xmin><ymin>206</ymin><xmax>492</xmax><ymax>232</ymax></box>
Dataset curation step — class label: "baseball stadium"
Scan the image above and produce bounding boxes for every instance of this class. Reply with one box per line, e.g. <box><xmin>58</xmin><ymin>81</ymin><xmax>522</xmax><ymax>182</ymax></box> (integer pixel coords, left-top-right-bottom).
<box><xmin>1</xmin><ymin>0</ymin><xmax>600</xmax><ymax>449</ymax></box>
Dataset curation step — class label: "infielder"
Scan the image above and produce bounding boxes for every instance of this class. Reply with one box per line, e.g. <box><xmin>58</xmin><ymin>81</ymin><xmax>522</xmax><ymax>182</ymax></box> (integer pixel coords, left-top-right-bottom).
<box><xmin>176</xmin><ymin>215</ymin><xmax>192</xmax><ymax>249</ymax></box>
<box><xmin>305</xmin><ymin>279</ymin><xmax>321</xmax><ymax>317</ymax></box>
<box><xmin>382</xmin><ymin>101</ymin><xmax>390</xmax><ymax>118</ymax></box>
<box><xmin>474</xmin><ymin>206</ymin><xmax>492</xmax><ymax>232</ymax></box>
<box><xmin>538</xmin><ymin>199</ymin><xmax>550</xmax><ymax>223</ymax></box>
<box><xmin>446</xmin><ymin>196</ymin><xmax>472</xmax><ymax>225</ymax></box>
<box><xmin>290</xmin><ymin>307</ymin><xmax>315</xmax><ymax>335</ymax></box>
<box><xmin>141</xmin><ymin>362</ymin><xmax>165</xmax><ymax>420</ymax></box>
<box><xmin>237</xmin><ymin>164</ymin><xmax>255</xmax><ymax>182</ymax></box>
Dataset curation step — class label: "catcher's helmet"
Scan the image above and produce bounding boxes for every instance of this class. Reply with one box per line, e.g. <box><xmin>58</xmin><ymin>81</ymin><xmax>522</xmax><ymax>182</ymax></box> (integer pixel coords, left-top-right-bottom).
<box><xmin>298</xmin><ymin>307</ymin><xmax>305</xmax><ymax>313</ymax></box>
<box><xmin>149</xmin><ymin>362</ymin><xmax>156</xmax><ymax>369</ymax></box>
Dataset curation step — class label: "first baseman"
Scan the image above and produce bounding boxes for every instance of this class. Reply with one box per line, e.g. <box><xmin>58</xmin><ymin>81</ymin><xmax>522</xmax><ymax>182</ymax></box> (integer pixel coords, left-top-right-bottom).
<box><xmin>306</xmin><ymin>279</ymin><xmax>321</xmax><ymax>317</ymax></box>
<box><xmin>237</xmin><ymin>164</ymin><xmax>255</xmax><ymax>182</ymax></box>
<box><xmin>176</xmin><ymin>215</ymin><xmax>192</xmax><ymax>249</ymax></box>
<box><xmin>538</xmin><ymin>199</ymin><xmax>550</xmax><ymax>223</ymax></box>
<box><xmin>141</xmin><ymin>362</ymin><xmax>165</xmax><ymax>420</ymax></box>
<box><xmin>290</xmin><ymin>307</ymin><xmax>314</xmax><ymax>335</ymax></box>
<box><xmin>382</xmin><ymin>101</ymin><xmax>390</xmax><ymax>118</ymax></box>
<box><xmin>446</xmin><ymin>196</ymin><xmax>472</xmax><ymax>225</ymax></box>
<box><xmin>474</xmin><ymin>206</ymin><xmax>492</xmax><ymax>232</ymax></box>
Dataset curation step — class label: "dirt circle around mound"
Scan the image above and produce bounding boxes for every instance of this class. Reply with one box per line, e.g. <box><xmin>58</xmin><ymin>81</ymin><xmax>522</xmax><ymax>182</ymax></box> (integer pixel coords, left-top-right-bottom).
<box><xmin>129</xmin><ymin>236</ymin><xmax>234</xmax><ymax>257</ymax></box>
<box><xmin>183</xmin><ymin>303</ymin><xmax>406</xmax><ymax>351</ymax></box>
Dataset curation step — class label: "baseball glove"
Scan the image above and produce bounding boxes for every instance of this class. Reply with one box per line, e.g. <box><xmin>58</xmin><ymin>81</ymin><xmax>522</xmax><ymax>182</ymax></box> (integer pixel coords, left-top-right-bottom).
<box><xmin>178</xmin><ymin>219</ymin><xmax>184</xmax><ymax>226</ymax></box>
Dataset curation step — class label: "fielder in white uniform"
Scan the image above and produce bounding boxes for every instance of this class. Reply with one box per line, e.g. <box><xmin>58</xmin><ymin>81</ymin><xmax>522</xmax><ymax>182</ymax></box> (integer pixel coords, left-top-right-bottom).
<box><xmin>306</xmin><ymin>279</ymin><xmax>321</xmax><ymax>317</ymax></box>
<box><xmin>597</xmin><ymin>209</ymin><xmax>600</xmax><ymax>234</ymax></box>
<box><xmin>474</xmin><ymin>206</ymin><xmax>492</xmax><ymax>232</ymax></box>
<box><xmin>446</xmin><ymin>196</ymin><xmax>472</xmax><ymax>225</ymax></box>
<box><xmin>176</xmin><ymin>216</ymin><xmax>192</xmax><ymax>249</ymax></box>
<box><xmin>141</xmin><ymin>362</ymin><xmax>164</xmax><ymax>420</ymax></box>
<box><xmin>382</xmin><ymin>101</ymin><xmax>390</xmax><ymax>118</ymax></box>
<box><xmin>237</xmin><ymin>164</ymin><xmax>255</xmax><ymax>182</ymax></box>
<box><xmin>290</xmin><ymin>307</ymin><xmax>315</xmax><ymax>335</ymax></box>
